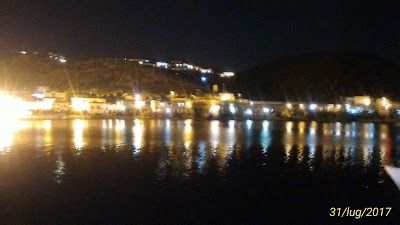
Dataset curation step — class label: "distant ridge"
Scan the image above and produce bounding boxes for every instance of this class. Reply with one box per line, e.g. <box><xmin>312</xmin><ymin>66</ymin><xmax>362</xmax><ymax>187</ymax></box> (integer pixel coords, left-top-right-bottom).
<box><xmin>234</xmin><ymin>51</ymin><xmax>400</xmax><ymax>102</ymax></box>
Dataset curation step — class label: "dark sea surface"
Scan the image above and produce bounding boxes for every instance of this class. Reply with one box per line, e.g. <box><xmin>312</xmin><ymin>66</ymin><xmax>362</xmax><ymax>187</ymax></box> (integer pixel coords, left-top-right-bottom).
<box><xmin>0</xmin><ymin>119</ymin><xmax>399</xmax><ymax>224</ymax></box>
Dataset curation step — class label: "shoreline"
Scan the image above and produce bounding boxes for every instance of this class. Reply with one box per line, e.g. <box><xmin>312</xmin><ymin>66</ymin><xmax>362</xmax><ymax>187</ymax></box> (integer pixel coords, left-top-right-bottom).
<box><xmin>19</xmin><ymin>114</ymin><xmax>400</xmax><ymax>124</ymax></box>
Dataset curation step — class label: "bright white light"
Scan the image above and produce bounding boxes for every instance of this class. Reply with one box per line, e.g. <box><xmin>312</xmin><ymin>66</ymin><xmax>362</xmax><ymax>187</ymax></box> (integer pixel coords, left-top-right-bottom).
<box><xmin>201</xmin><ymin>76</ymin><xmax>207</xmax><ymax>82</ymax></box>
<box><xmin>220</xmin><ymin>93</ymin><xmax>234</xmax><ymax>101</ymax></box>
<box><xmin>138</xmin><ymin>61</ymin><xmax>143</xmax><ymax>65</ymax></box>
<box><xmin>381</xmin><ymin>97</ymin><xmax>391</xmax><ymax>110</ymax></box>
<box><xmin>71</xmin><ymin>98</ymin><xmax>89</xmax><ymax>111</ymax></box>
<box><xmin>347</xmin><ymin>106</ymin><xmax>363</xmax><ymax>114</ymax></box>
<box><xmin>0</xmin><ymin>94</ymin><xmax>29</xmax><ymax>121</ymax></box>
<box><xmin>263</xmin><ymin>107</ymin><xmax>271</xmax><ymax>113</ymax></box>
<box><xmin>59</xmin><ymin>58</ymin><xmax>67</xmax><ymax>63</ymax></box>
<box><xmin>32</xmin><ymin>93</ymin><xmax>44</xmax><ymax>99</ymax></box>
<box><xmin>200</xmin><ymin>69</ymin><xmax>212</xmax><ymax>73</ymax></box>
<box><xmin>286</xmin><ymin>103</ymin><xmax>292</xmax><ymax>109</ymax></box>
<box><xmin>220</xmin><ymin>72</ymin><xmax>234</xmax><ymax>77</ymax></box>
<box><xmin>245</xmin><ymin>109</ymin><xmax>252</xmax><ymax>115</ymax></box>
<box><xmin>229</xmin><ymin>104</ymin><xmax>236</xmax><ymax>113</ymax></box>
<box><xmin>309</xmin><ymin>104</ymin><xmax>317</xmax><ymax>110</ymax></box>
<box><xmin>156</xmin><ymin>62</ymin><xmax>168</xmax><ymax>68</ymax></box>
<box><xmin>209</xmin><ymin>104</ymin><xmax>220</xmax><ymax>117</ymax></box>
<box><xmin>364</xmin><ymin>99</ymin><xmax>371</xmax><ymax>106</ymax></box>
<box><xmin>135</xmin><ymin>100</ymin><xmax>145</xmax><ymax>109</ymax></box>
<box><xmin>299</xmin><ymin>104</ymin><xmax>304</xmax><ymax>109</ymax></box>
<box><xmin>135</xmin><ymin>94</ymin><xmax>141</xmax><ymax>100</ymax></box>
<box><xmin>250</xmin><ymin>101</ymin><xmax>254</xmax><ymax>105</ymax></box>
<box><xmin>166</xmin><ymin>107</ymin><xmax>171</xmax><ymax>113</ymax></box>
<box><xmin>20</xmin><ymin>51</ymin><xmax>27</xmax><ymax>54</ymax></box>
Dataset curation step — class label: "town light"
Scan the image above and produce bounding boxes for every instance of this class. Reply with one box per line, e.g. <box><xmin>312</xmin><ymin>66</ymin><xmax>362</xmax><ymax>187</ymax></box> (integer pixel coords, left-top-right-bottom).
<box><xmin>220</xmin><ymin>93</ymin><xmax>235</xmax><ymax>101</ymax></box>
<box><xmin>200</xmin><ymin>69</ymin><xmax>212</xmax><ymax>73</ymax></box>
<box><xmin>200</xmin><ymin>76</ymin><xmax>207</xmax><ymax>82</ymax></box>
<box><xmin>229</xmin><ymin>104</ymin><xmax>236</xmax><ymax>113</ymax></box>
<box><xmin>185</xmin><ymin>101</ymin><xmax>192</xmax><ymax>108</ymax></box>
<box><xmin>209</xmin><ymin>104</ymin><xmax>220</xmax><ymax>117</ymax></box>
<box><xmin>135</xmin><ymin>100</ymin><xmax>145</xmax><ymax>109</ymax></box>
<box><xmin>156</xmin><ymin>62</ymin><xmax>168</xmax><ymax>68</ymax></box>
<box><xmin>166</xmin><ymin>107</ymin><xmax>171</xmax><ymax>113</ymax></box>
<box><xmin>71</xmin><ymin>98</ymin><xmax>89</xmax><ymax>111</ymax></box>
<box><xmin>309</xmin><ymin>104</ymin><xmax>317</xmax><ymax>110</ymax></box>
<box><xmin>0</xmin><ymin>94</ymin><xmax>29</xmax><ymax>120</ymax></box>
<box><xmin>263</xmin><ymin>107</ymin><xmax>271</xmax><ymax>113</ymax></box>
<box><xmin>150</xmin><ymin>101</ymin><xmax>156</xmax><ymax>112</ymax></box>
<box><xmin>286</xmin><ymin>103</ymin><xmax>292</xmax><ymax>109</ymax></box>
<box><xmin>364</xmin><ymin>99</ymin><xmax>371</xmax><ymax>106</ymax></box>
<box><xmin>245</xmin><ymin>109</ymin><xmax>252</xmax><ymax>115</ymax></box>
<box><xmin>32</xmin><ymin>93</ymin><xmax>44</xmax><ymax>99</ymax></box>
<box><xmin>135</xmin><ymin>94</ymin><xmax>141</xmax><ymax>100</ymax></box>
<box><xmin>116</xmin><ymin>102</ymin><xmax>126</xmax><ymax>110</ymax></box>
<box><xmin>299</xmin><ymin>104</ymin><xmax>304</xmax><ymax>109</ymax></box>
<box><xmin>219</xmin><ymin>72</ymin><xmax>234</xmax><ymax>77</ymax></box>
<box><xmin>382</xmin><ymin>97</ymin><xmax>391</xmax><ymax>110</ymax></box>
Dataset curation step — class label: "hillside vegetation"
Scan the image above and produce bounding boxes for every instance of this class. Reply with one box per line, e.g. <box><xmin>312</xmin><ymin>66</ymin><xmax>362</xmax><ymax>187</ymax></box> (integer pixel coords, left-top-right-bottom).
<box><xmin>0</xmin><ymin>54</ymin><xmax>200</xmax><ymax>95</ymax></box>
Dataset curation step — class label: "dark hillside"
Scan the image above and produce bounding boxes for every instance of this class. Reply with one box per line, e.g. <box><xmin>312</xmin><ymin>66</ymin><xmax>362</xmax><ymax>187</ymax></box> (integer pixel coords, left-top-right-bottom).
<box><xmin>234</xmin><ymin>51</ymin><xmax>400</xmax><ymax>102</ymax></box>
<box><xmin>0</xmin><ymin>54</ymin><xmax>200</xmax><ymax>95</ymax></box>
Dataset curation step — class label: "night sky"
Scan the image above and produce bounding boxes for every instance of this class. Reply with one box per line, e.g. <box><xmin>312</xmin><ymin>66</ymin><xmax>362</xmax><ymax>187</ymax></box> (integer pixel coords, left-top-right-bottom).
<box><xmin>1</xmin><ymin>0</ymin><xmax>399</xmax><ymax>71</ymax></box>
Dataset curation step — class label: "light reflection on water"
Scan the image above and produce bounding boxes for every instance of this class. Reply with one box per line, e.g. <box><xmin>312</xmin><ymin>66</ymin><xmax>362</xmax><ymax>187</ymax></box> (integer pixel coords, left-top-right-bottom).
<box><xmin>132</xmin><ymin>119</ymin><xmax>143</xmax><ymax>155</ymax></box>
<box><xmin>73</xmin><ymin>119</ymin><xmax>85</xmax><ymax>151</ymax></box>
<box><xmin>0</xmin><ymin>119</ymin><xmax>398</xmax><ymax>184</ymax></box>
<box><xmin>0</xmin><ymin>120</ymin><xmax>27</xmax><ymax>153</ymax></box>
<box><xmin>54</xmin><ymin>151</ymin><xmax>65</xmax><ymax>184</ymax></box>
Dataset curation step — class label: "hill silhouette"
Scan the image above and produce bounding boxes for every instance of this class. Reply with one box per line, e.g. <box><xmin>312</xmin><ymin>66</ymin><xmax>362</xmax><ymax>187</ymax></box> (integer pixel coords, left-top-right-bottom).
<box><xmin>0</xmin><ymin>54</ymin><xmax>200</xmax><ymax>95</ymax></box>
<box><xmin>234</xmin><ymin>51</ymin><xmax>400</xmax><ymax>102</ymax></box>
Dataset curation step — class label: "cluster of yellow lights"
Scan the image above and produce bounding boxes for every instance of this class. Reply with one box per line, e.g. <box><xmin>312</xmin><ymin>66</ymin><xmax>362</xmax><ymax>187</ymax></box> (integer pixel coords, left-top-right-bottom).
<box><xmin>0</xmin><ymin>93</ymin><xmax>31</xmax><ymax>121</ymax></box>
